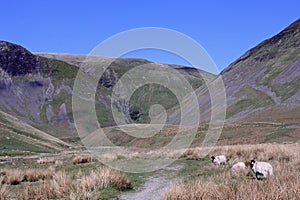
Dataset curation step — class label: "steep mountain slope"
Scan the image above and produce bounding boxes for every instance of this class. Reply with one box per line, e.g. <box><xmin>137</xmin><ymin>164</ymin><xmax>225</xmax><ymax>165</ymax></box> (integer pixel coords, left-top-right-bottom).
<box><xmin>158</xmin><ymin>18</ymin><xmax>300</xmax><ymax>145</ymax></box>
<box><xmin>222</xmin><ymin>18</ymin><xmax>300</xmax><ymax>122</ymax></box>
<box><xmin>0</xmin><ymin>42</ymin><xmax>77</xmax><ymax>138</ymax></box>
<box><xmin>0</xmin><ymin>41</ymin><xmax>215</xmax><ymax>140</ymax></box>
<box><xmin>175</xmin><ymin>18</ymin><xmax>300</xmax><ymax>125</ymax></box>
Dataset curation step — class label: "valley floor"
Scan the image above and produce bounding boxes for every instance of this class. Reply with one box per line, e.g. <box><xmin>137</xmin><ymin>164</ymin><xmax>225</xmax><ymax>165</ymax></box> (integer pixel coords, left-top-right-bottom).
<box><xmin>0</xmin><ymin>143</ymin><xmax>299</xmax><ymax>199</ymax></box>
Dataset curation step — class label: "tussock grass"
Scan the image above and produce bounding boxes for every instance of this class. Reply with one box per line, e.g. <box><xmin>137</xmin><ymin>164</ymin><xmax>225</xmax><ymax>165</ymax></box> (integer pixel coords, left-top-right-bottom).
<box><xmin>22</xmin><ymin>167</ymin><xmax>131</xmax><ymax>199</ymax></box>
<box><xmin>73</xmin><ymin>154</ymin><xmax>93</xmax><ymax>165</ymax></box>
<box><xmin>0</xmin><ymin>177</ymin><xmax>8</xmax><ymax>200</ymax></box>
<box><xmin>23</xmin><ymin>171</ymin><xmax>74</xmax><ymax>200</ymax></box>
<box><xmin>0</xmin><ymin>168</ymin><xmax>54</xmax><ymax>185</ymax></box>
<box><xmin>164</xmin><ymin>143</ymin><xmax>300</xmax><ymax>200</ymax></box>
<box><xmin>77</xmin><ymin>167</ymin><xmax>132</xmax><ymax>191</ymax></box>
<box><xmin>2</xmin><ymin>169</ymin><xmax>24</xmax><ymax>185</ymax></box>
<box><xmin>163</xmin><ymin>174</ymin><xmax>300</xmax><ymax>200</ymax></box>
<box><xmin>23</xmin><ymin>169</ymin><xmax>53</xmax><ymax>182</ymax></box>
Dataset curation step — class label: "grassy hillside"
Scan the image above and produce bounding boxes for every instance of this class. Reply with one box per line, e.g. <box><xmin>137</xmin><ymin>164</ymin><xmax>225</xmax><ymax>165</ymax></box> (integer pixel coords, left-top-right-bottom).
<box><xmin>0</xmin><ymin>110</ymin><xmax>70</xmax><ymax>156</ymax></box>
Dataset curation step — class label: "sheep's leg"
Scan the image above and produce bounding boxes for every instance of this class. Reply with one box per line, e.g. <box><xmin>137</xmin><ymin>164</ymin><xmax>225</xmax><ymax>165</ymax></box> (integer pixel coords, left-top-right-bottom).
<box><xmin>255</xmin><ymin>173</ymin><xmax>259</xmax><ymax>180</ymax></box>
<box><xmin>263</xmin><ymin>172</ymin><xmax>267</xmax><ymax>178</ymax></box>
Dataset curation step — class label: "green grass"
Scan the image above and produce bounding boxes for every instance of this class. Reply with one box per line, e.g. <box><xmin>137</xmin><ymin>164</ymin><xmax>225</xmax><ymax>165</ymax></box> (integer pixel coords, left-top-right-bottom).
<box><xmin>130</xmin><ymin>83</ymin><xmax>179</xmax><ymax>123</ymax></box>
<box><xmin>264</xmin><ymin>129</ymin><xmax>297</xmax><ymax>143</ymax></box>
<box><xmin>95</xmin><ymin>100</ymin><xmax>115</xmax><ymax>128</ymax></box>
<box><xmin>0</xmin><ymin>111</ymin><xmax>67</xmax><ymax>153</ymax></box>
<box><xmin>39</xmin><ymin>103</ymin><xmax>48</xmax><ymax>123</ymax></box>
<box><xmin>226</xmin><ymin>85</ymin><xmax>275</xmax><ymax>118</ymax></box>
<box><xmin>175</xmin><ymin>158</ymin><xmax>228</xmax><ymax>181</ymax></box>
<box><xmin>257</xmin><ymin>48</ymin><xmax>300</xmax><ymax>86</ymax></box>
<box><xmin>44</xmin><ymin>59</ymin><xmax>76</xmax><ymax>120</ymax></box>
<box><xmin>272</xmin><ymin>77</ymin><xmax>300</xmax><ymax>101</ymax></box>
<box><xmin>0</xmin><ymin>131</ymin><xmax>53</xmax><ymax>156</ymax></box>
<box><xmin>40</xmin><ymin>57</ymin><xmax>78</xmax><ymax>80</ymax></box>
<box><xmin>100</xmin><ymin>187</ymin><xmax>121</xmax><ymax>200</ymax></box>
<box><xmin>51</xmin><ymin>90</ymin><xmax>72</xmax><ymax>116</ymax></box>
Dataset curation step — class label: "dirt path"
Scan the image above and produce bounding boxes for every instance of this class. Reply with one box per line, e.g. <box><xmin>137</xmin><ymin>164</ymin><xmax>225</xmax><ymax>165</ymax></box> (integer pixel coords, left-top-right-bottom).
<box><xmin>119</xmin><ymin>165</ymin><xmax>183</xmax><ymax>200</ymax></box>
<box><xmin>120</xmin><ymin>176</ymin><xmax>179</xmax><ymax>200</ymax></box>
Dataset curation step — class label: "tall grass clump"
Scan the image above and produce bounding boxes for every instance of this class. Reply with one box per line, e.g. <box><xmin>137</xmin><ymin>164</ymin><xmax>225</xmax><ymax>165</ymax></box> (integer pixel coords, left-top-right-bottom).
<box><xmin>23</xmin><ymin>167</ymin><xmax>131</xmax><ymax>199</ymax></box>
<box><xmin>0</xmin><ymin>168</ymin><xmax>54</xmax><ymax>185</ymax></box>
<box><xmin>0</xmin><ymin>177</ymin><xmax>8</xmax><ymax>200</ymax></box>
<box><xmin>73</xmin><ymin>154</ymin><xmax>93</xmax><ymax>165</ymax></box>
<box><xmin>77</xmin><ymin>166</ymin><xmax>132</xmax><ymax>191</ymax></box>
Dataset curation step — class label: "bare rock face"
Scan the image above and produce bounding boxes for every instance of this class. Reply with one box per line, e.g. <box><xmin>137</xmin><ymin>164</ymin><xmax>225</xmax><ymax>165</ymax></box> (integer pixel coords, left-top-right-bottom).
<box><xmin>0</xmin><ymin>41</ymin><xmax>76</xmax><ymax>137</ymax></box>
<box><xmin>0</xmin><ymin>41</ymin><xmax>40</xmax><ymax>76</ymax></box>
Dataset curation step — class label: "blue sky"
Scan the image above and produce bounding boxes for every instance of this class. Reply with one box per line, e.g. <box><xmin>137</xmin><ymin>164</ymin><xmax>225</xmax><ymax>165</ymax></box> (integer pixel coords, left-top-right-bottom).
<box><xmin>0</xmin><ymin>1</ymin><xmax>299</xmax><ymax>73</ymax></box>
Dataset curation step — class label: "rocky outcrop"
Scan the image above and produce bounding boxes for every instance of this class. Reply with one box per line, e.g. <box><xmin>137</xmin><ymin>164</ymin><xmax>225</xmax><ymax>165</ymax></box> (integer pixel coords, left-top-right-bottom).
<box><xmin>0</xmin><ymin>41</ymin><xmax>76</xmax><ymax>137</ymax></box>
<box><xmin>0</xmin><ymin>41</ymin><xmax>40</xmax><ymax>75</ymax></box>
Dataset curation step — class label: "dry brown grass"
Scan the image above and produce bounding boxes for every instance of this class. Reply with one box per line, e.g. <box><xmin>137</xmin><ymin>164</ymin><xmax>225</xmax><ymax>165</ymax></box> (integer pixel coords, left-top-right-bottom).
<box><xmin>182</xmin><ymin>149</ymin><xmax>202</xmax><ymax>160</ymax></box>
<box><xmin>0</xmin><ymin>177</ymin><xmax>8</xmax><ymax>200</ymax></box>
<box><xmin>72</xmin><ymin>154</ymin><xmax>93</xmax><ymax>165</ymax></box>
<box><xmin>182</xmin><ymin>143</ymin><xmax>299</xmax><ymax>163</ymax></box>
<box><xmin>163</xmin><ymin>143</ymin><xmax>300</xmax><ymax>200</ymax></box>
<box><xmin>0</xmin><ymin>163</ymin><xmax>131</xmax><ymax>199</ymax></box>
<box><xmin>2</xmin><ymin>169</ymin><xmax>24</xmax><ymax>185</ymax></box>
<box><xmin>77</xmin><ymin>167</ymin><xmax>131</xmax><ymax>191</ymax></box>
<box><xmin>163</xmin><ymin>174</ymin><xmax>300</xmax><ymax>200</ymax></box>
<box><xmin>0</xmin><ymin>168</ymin><xmax>54</xmax><ymax>185</ymax></box>
<box><xmin>22</xmin><ymin>167</ymin><xmax>131</xmax><ymax>199</ymax></box>
<box><xmin>37</xmin><ymin>157</ymin><xmax>55</xmax><ymax>164</ymax></box>
<box><xmin>23</xmin><ymin>169</ymin><xmax>53</xmax><ymax>182</ymax></box>
<box><xmin>54</xmin><ymin>160</ymin><xmax>64</xmax><ymax>167</ymax></box>
<box><xmin>23</xmin><ymin>171</ymin><xmax>74</xmax><ymax>200</ymax></box>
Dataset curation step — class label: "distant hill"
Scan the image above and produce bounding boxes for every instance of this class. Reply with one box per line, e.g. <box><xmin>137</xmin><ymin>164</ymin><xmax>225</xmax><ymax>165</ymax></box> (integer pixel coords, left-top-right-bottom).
<box><xmin>0</xmin><ymin>41</ymin><xmax>214</xmax><ymax>142</ymax></box>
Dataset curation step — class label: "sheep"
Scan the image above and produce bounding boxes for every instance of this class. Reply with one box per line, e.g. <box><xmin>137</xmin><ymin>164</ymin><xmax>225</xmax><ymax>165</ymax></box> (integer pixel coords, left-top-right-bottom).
<box><xmin>231</xmin><ymin>162</ymin><xmax>246</xmax><ymax>175</ymax></box>
<box><xmin>250</xmin><ymin>159</ymin><xmax>273</xmax><ymax>179</ymax></box>
<box><xmin>211</xmin><ymin>155</ymin><xmax>227</xmax><ymax>165</ymax></box>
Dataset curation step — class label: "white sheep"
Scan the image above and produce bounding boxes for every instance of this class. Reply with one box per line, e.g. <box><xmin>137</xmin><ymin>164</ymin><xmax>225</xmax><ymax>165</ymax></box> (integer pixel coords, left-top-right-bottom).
<box><xmin>231</xmin><ymin>162</ymin><xmax>246</xmax><ymax>175</ymax></box>
<box><xmin>211</xmin><ymin>155</ymin><xmax>227</xmax><ymax>165</ymax></box>
<box><xmin>250</xmin><ymin>160</ymin><xmax>273</xmax><ymax>179</ymax></box>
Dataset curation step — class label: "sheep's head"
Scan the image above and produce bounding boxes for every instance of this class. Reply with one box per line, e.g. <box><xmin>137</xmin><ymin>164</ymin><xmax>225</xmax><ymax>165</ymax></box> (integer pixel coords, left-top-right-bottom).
<box><xmin>250</xmin><ymin>159</ymin><xmax>256</xmax><ymax>168</ymax></box>
<box><xmin>245</xmin><ymin>160</ymin><xmax>251</xmax><ymax>167</ymax></box>
<box><xmin>210</xmin><ymin>156</ymin><xmax>215</xmax><ymax>162</ymax></box>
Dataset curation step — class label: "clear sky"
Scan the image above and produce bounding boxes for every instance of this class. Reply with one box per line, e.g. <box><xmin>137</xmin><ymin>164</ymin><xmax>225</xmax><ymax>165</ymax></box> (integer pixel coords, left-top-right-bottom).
<box><xmin>0</xmin><ymin>1</ymin><xmax>299</xmax><ymax>73</ymax></box>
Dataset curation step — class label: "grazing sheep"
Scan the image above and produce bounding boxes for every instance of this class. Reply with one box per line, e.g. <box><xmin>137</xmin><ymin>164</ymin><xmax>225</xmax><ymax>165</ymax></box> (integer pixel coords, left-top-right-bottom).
<box><xmin>231</xmin><ymin>162</ymin><xmax>246</xmax><ymax>175</ymax></box>
<box><xmin>250</xmin><ymin>160</ymin><xmax>273</xmax><ymax>179</ymax></box>
<box><xmin>211</xmin><ymin>155</ymin><xmax>227</xmax><ymax>165</ymax></box>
